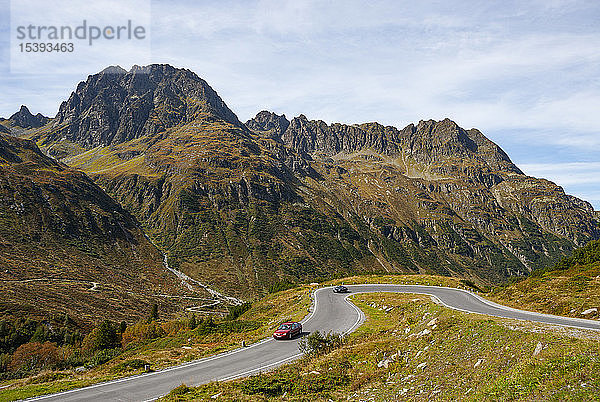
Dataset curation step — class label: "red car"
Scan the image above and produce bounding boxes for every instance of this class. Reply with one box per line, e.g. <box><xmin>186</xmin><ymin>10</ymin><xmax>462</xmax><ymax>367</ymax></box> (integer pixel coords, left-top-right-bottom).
<box><xmin>273</xmin><ymin>322</ymin><xmax>302</xmax><ymax>339</ymax></box>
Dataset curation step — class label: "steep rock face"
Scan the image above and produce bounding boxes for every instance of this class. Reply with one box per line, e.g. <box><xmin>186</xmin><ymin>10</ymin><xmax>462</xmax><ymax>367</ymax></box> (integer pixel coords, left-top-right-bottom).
<box><xmin>0</xmin><ymin>133</ymin><xmax>202</xmax><ymax>323</ymax></box>
<box><xmin>246</xmin><ymin>112</ymin><xmax>598</xmax><ymax>246</ymax></box>
<box><xmin>245</xmin><ymin>111</ymin><xmax>599</xmax><ymax>275</ymax></box>
<box><xmin>44</xmin><ymin>65</ymin><xmax>244</xmax><ymax>149</ymax></box>
<box><xmin>490</xmin><ymin>177</ymin><xmax>599</xmax><ymax>245</ymax></box>
<box><xmin>247</xmin><ymin>113</ymin><xmax>522</xmax><ymax>175</ymax></box>
<box><xmin>279</xmin><ymin>114</ymin><xmax>400</xmax><ymax>157</ymax></box>
<box><xmin>399</xmin><ymin>119</ymin><xmax>522</xmax><ymax>174</ymax></box>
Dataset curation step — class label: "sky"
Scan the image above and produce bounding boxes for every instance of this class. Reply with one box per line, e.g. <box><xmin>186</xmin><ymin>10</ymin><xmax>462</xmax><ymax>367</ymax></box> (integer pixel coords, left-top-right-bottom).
<box><xmin>0</xmin><ymin>0</ymin><xmax>599</xmax><ymax>209</ymax></box>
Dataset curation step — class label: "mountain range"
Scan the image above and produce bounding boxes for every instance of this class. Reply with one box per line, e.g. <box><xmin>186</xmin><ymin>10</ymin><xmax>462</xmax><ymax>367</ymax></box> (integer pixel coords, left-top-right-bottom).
<box><xmin>2</xmin><ymin>64</ymin><xmax>599</xmax><ymax>322</ymax></box>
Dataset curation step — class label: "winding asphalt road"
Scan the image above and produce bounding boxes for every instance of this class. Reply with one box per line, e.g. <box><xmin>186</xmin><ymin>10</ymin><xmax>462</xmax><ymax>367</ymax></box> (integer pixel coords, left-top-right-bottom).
<box><xmin>30</xmin><ymin>284</ymin><xmax>600</xmax><ymax>401</ymax></box>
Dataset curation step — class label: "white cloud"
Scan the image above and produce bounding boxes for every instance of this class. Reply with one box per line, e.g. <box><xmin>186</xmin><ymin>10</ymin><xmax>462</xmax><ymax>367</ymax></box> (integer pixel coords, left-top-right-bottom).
<box><xmin>520</xmin><ymin>162</ymin><xmax>600</xmax><ymax>186</ymax></box>
<box><xmin>147</xmin><ymin>2</ymin><xmax>600</xmax><ymax>149</ymax></box>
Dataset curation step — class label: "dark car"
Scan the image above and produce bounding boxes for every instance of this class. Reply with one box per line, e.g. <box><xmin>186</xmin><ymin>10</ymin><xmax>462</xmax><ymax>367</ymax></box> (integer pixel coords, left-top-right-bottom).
<box><xmin>333</xmin><ymin>285</ymin><xmax>349</xmax><ymax>293</ymax></box>
<box><xmin>273</xmin><ymin>322</ymin><xmax>302</xmax><ymax>339</ymax></box>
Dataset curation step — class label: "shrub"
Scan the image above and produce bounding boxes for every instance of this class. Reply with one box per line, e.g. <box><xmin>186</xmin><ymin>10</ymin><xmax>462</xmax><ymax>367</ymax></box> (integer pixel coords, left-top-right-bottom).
<box><xmin>0</xmin><ymin>352</ymin><xmax>10</xmax><ymax>372</ymax></box>
<box><xmin>225</xmin><ymin>302</ymin><xmax>252</xmax><ymax>320</ymax></box>
<box><xmin>240</xmin><ymin>372</ymin><xmax>295</xmax><ymax>396</ymax></box>
<box><xmin>268</xmin><ymin>281</ymin><xmax>297</xmax><ymax>294</ymax></box>
<box><xmin>568</xmin><ymin>240</ymin><xmax>600</xmax><ymax>266</ymax></box>
<box><xmin>149</xmin><ymin>304</ymin><xmax>159</xmax><ymax>321</ymax></box>
<box><xmin>188</xmin><ymin>314</ymin><xmax>197</xmax><ymax>330</ymax></box>
<box><xmin>8</xmin><ymin>342</ymin><xmax>60</xmax><ymax>372</ymax></box>
<box><xmin>194</xmin><ymin>317</ymin><xmax>216</xmax><ymax>336</ymax></box>
<box><xmin>111</xmin><ymin>359</ymin><xmax>148</xmax><ymax>373</ymax></box>
<box><xmin>533</xmin><ymin>240</ymin><xmax>600</xmax><ymax>276</ymax></box>
<box><xmin>459</xmin><ymin>279</ymin><xmax>489</xmax><ymax>293</ymax></box>
<box><xmin>162</xmin><ymin>320</ymin><xmax>186</xmax><ymax>336</ymax></box>
<box><xmin>293</xmin><ymin>369</ymin><xmax>349</xmax><ymax>394</ymax></box>
<box><xmin>121</xmin><ymin>321</ymin><xmax>166</xmax><ymax>348</ymax></box>
<box><xmin>27</xmin><ymin>370</ymin><xmax>71</xmax><ymax>385</ymax></box>
<box><xmin>82</xmin><ymin>321</ymin><xmax>120</xmax><ymax>354</ymax></box>
<box><xmin>194</xmin><ymin>317</ymin><xmax>260</xmax><ymax>336</ymax></box>
<box><xmin>239</xmin><ymin>362</ymin><xmax>350</xmax><ymax>397</ymax></box>
<box><xmin>87</xmin><ymin>348</ymin><xmax>121</xmax><ymax>367</ymax></box>
<box><xmin>29</xmin><ymin>325</ymin><xmax>49</xmax><ymax>343</ymax></box>
<box><xmin>168</xmin><ymin>383</ymin><xmax>192</xmax><ymax>397</ymax></box>
<box><xmin>298</xmin><ymin>331</ymin><xmax>345</xmax><ymax>356</ymax></box>
<box><xmin>62</xmin><ymin>348</ymin><xmax>86</xmax><ymax>369</ymax></box>
<box><xmin>0</xmin><ymin>318</ymin><xmax>53</xmax><ymax>354</ymax></box>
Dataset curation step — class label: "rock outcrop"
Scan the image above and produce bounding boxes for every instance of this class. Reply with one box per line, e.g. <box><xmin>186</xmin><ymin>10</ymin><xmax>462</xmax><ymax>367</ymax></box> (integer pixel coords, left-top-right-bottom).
<box><xmin>246</xmin><ymin>113</ymin><xmax>521</xmax><ymax>174</ymax></box>
<box><xmin>245</xmin><ymin>110</ymin><xmax>290</xmax><ymax>139</ymax></box>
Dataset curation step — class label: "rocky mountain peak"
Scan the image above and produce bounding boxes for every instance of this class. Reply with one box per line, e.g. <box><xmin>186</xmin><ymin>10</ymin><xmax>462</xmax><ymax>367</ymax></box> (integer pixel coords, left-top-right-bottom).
<box><xmin>99</xmin><ymin>65</ymin><xmax>127</xmax><ymax>75</ymax></box>
<box><xmin>245</xmin><ymin>110</ymin><xmax>290</xmax><ymax>139</ymax></box>
<box><xmin>50</xmin><ymin>64</ymin><xmax>244</xmax><ymax>148</ymax></box>
<box><xmin>411</xmin><ymin>118</ymin><xmax>476</xmax><ymax>151</ymax></box>
<box><xmin>401</xmin><ymin>118</ymin><xmax>522</xmax><ymax>174</ymax></box>
<box><xmin>8</xmin><ymin>105</ymin><xmax>49</xmax><ymax>129</ymax></box>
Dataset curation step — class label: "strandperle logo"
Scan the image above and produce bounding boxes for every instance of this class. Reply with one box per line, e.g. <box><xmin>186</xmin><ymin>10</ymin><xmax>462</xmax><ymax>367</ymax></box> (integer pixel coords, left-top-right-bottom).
<box><xmin>10</xmin><ymin>0</ymin><xmax>151</xmax><ymax>74</ymax></box>
<box><xmin>15</xmin><ymin>20</ymin><xmax>146</xmax><ymax>46</ymax></box>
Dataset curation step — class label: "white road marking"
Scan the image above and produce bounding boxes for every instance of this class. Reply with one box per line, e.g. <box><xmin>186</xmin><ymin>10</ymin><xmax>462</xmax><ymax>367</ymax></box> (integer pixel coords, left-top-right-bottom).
<box><xmin>343</xmin><ymin>294</ymin><xmax>365</xmax><ymax>334</ymax></box>
<box><xmin>218</xmin><ymin>353</ymin><xmax>303</xmax><ymax>382</ymax></box>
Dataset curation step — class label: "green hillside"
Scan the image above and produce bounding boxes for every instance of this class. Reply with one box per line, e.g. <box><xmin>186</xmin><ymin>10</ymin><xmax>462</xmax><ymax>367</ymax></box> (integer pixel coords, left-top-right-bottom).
<box><xmin>491</xmin><ymin>240</ymin><xmax>600</xmax><ymax>318</ymax></box>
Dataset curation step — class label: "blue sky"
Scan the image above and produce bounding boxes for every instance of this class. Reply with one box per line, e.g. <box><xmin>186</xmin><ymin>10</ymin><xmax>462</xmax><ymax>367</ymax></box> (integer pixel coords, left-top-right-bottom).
<box><xmin>1</xmin><ymin>0</ymin><xmax>599</xmax><ymax>209</ymax></box>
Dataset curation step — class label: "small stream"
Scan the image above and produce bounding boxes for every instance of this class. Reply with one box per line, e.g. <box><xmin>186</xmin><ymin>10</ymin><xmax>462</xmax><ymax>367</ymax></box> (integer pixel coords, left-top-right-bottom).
<box><xmin>144</xmin><ymin>233</ymin><xmax>244</xmax><ymax>310</ymax></box>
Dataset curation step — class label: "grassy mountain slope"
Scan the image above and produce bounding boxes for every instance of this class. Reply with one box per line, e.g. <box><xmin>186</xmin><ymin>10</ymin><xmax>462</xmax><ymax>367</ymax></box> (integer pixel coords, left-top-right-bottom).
<box><xmin>491</xmin><ymin>240</ymin><xmax>600</xmax><ymax>318</ymax></box>
<box><xmin>0</xmin><ymin>133</ymin><xmax>208</xmax><ymax>325</ymax></box>
<box><xmin>61</xmin><ymin>121</ymin><xmax>380</xmax><ymax>297</ymax></box>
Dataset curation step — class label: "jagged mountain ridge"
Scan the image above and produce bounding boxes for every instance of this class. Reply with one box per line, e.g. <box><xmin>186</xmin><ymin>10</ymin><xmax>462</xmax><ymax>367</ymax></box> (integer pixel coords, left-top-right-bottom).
<box><xmin>9</xmin><ymin>105</ymin><xmax>49</xmax><ymax>129</ymax></box>
<box><xmin>250</xmin><ymin>112</ymin><xmax>521</xmax><ymax>173</ymax></box>
<box><xmin>21</xmin><ymin>64</ymin><xmax>600</xmax><ymax>297</ymax></box>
